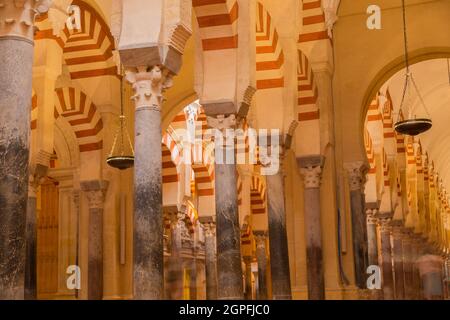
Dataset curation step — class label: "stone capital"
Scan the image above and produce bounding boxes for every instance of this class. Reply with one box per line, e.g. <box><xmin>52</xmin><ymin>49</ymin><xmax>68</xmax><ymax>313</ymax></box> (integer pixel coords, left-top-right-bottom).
<box><xmin>0</xmin><ymin>0</ymin><xmax>50</xmax><ymax>40</ymax></box>
<box><xmin>344</xmin><ymin>161</ymin><xmax>369</xmax><ymax>192</ymax></box>
<box><xmin>199</xmin><ymin>216</ymin><xmax>216</xmax><ymax>238</ymax></box>
<box><xmin>207</xmin><ymin>114</ymin><xmax>236</xmax><ymax>132</ymax></box>
<box><xmin>125</xmin><ymin>66</ymin><xmax>173</xmax><ymax>112</ymax></box>
<box><xmin>253</xmin><ymin>231</ymin><xmax>267</xmax><ymax>249</ymax></box>
<box><xmin>80</xmin><ymin>180</ymin><xmax>109</xmax><ymax>210</ymax></box>
<box><xmin>416</xmin><ymin>255</ymin><xmax>444</xmax><ymax>277</ymax></box>
<box><xmin>297</xmin><ymin>156</ymin><xmax>325</xmax><ymax>189</ymax></box>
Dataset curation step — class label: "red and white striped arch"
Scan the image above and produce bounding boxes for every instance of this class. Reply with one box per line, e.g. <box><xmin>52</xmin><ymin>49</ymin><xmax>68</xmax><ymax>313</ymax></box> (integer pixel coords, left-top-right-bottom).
<box><xmin>256</xmin><ymin>2</ymin><xmax>284</xmax><ymax>90</ymax></box>
<box><xmin>54</xmin><ymin>87</ymin><xmax>103</xmax><ymax>153</ymax></box>
<box><xmin>35</xmin><ymin>0</ymin><xmax>117</xmax><ymax>80</ymax></box>
<box><xmin>298</xmin><ymin>0</ymin><xmax>329</xmax><ymax>43</ymax></box>
<box><xmin>31</xmin><ymin>93</ymin><xmax>38</xmax><ymax>131</ymax></box>
<box><xmin>251</xmin><ymin>175</ymin><xmax>266</xmax><ymax>215</ymax></box>
<box><xmin>192</xmin><ymin>0</ymin><xmax>239</xmax><ymax>51</ymax></box>
<box><xmin>192</xmin><ymin>0</ymin><xmax>239</xmax><ymax>108</ymax></box>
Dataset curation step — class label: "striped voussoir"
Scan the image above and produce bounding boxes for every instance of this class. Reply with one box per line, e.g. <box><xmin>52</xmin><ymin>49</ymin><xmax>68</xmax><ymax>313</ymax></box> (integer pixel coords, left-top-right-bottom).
<box><xmin>54</xmin><ymin>87</ymin><xmax>103</xmax><ymax>153</ymax></box>
<box><xmin>251</xmin><ymin>175</ymin><xmax>266</xmax><ymax>215</ymax></box>
<box><xmin>298</xmin><ymin>50</ymin><xmax>320</xmax><ymax>122</ymax></box>
<box><xmin>298</xmin><ymin>0</ymin><xmax>329</xmax><ymax>43</ymax></box>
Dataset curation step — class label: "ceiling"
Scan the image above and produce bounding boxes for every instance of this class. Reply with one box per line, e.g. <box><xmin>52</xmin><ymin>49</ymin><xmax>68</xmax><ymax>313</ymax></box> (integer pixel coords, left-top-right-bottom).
<box><xmin>381</xmin><ymin>58</ymin><xmax>450</xmax><ymax>190</ymax></box>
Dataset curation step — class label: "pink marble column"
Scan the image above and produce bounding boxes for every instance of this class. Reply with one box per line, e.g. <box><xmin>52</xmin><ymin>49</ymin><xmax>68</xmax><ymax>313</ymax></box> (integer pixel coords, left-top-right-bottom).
<box><xmin>416</xmin><ymin>255</ymin><xmax>444</xmax><ymax>300</ymax></box>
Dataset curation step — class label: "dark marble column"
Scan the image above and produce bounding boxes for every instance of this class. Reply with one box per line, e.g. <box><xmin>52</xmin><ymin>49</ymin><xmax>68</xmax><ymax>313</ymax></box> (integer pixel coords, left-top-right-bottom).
<box><xmin>378</xmin><ymin>217</ymin><xmax>394</xmax><ymax>300</ymax></box>
<box><xmin>392</xmin><ymin>225</ymin><xmax>405</xmax><ymax>300</ymax></box>
<box><xmin>24</xmin><ymin>164</ymin><xmax>47</xmax><ymax>300</ymax></box>
<box><xmin>345</xmin><ymin>162</ymin><xmax>369</xmax><ymax>289</ymax></box>
<box><xmin>416</xmin><ymin>255</ymin><xmax>444</xmax><ymax>300</ymax></box>
<box><xmin>298</xmin><ymin>156</ymin><xmax>325</xmax><ymax>300</ymax></box>
<box><xmin>266</xmin><ymin>171</ymin><xmax>292</xmax><ymax>300</ymax></box>
<box><xmin>402</xmin><ymin>230</ymin><xmax>415</xmax><ymax>300</ymax></box>
<box><xmin>167</xmin><ymin>212</ymin><xmax>184</xmax><ymax>300</ymax></box>
<box><xmin>81</xmin><ymin>180</ymin><xmax>109</xmax><ymax>300</ymax></box>
<box><xmin>126</xmin><ymin>67</ymin><xmax>172</xmax><ymax>300</ymax></box>
<box><xmin>411</xmin><ymin>236</ymin><xmax>423</xmax><ymax>299</ymax></box>
<box><xmin>243</xmin><ymin>256</ymin><xmax>253</xmax><ymax>300</ymax></box>
<box><xmin>207</xmin><ymin>114</ymin><xmax>243</xmax><ymax>300</ymax></box>
<box><xmin>254</xmin><ymin>232</ymin><xmax>268</xmax><ymax>300</ymax></box>
<box><xmin>0</xmin><ymin>2</ymin><xmax>46</xmax><ymax>299</ymax></box>
<box><xmin>200</xmin><ymin>218</ymin><xmax>218</xmax><ymax>300</ymax></box>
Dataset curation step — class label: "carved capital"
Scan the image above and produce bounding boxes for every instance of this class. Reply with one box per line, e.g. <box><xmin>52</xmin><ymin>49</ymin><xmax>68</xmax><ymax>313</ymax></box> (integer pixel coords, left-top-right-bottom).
<box><xmin>125</xmin><ymin>66</ymin><xmax>173</xmax><ymax>112</ymax></box>
<box><xmin>253</xmin><ymin>231</ymin><xmax>267</xmax><ymax>249</ymax></box>
<box><xmin>344</xmin><ymin>161</ymin><xmax>368</xmax><ymax>192</ymax></box>
<box><xmin>366</xmin><ymin>208</ymin><xmax>379</xmax><ymax>225</ymax></box>
<box><xmin>207</xmin><ymin>114</ymin><xmax>236</xmax><ymax>132</ymax></box>
<box><xmin>297</xmin><ymin>155</ymin><xmax>325</xmax><ymax>189</ymax></box>
<box><xmin>80</xmin><ymin>180</ymin><xmax>109</xmax><ymax>210</ymax></box>
<box><xmin>0</xmin><ymin>0</ymin><xmax>51</xmax><ymax>40</ymax></box>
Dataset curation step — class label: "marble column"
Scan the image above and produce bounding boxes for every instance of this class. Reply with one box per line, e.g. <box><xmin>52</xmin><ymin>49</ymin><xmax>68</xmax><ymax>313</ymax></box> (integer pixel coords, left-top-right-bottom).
<box><xmin>266</xmin><ymin>171</ymin><xmax>292</xmax><ymax>300</ymax></box>
<box><xmin>345</xmin><ymin>162</ymin><xmax>369</xmax><ymax>289</ymax></box>
<box><xmin>254</xmin><ymin>232</ymin><xmax>268</xmax><ymax>300</ymax></box>
<box><xmin>167</xmin><ymin>212</ymin><xmax>184</xmax><ymax>300</ymax></box>
<box><xmin>366</xmin><ymin>208</ymin><xmax>379</xmax><ymax>267</ymax></box>
<box><xmin>298</xmin><ymin>156</ymin><xmax>325</xmax><ymax>300</ymax></box>
<box><xmin>208</xmin><ymin>114</ymin><xmax>243</xmax><ymax>300</ymax></box>
<box><xmin>24</xmin><ymin>164</ymin><xmax>48</xmax><ymax>300</ymax></box>
<box><xmin>126</xmin><ymin>67</ymin><xmax>172</xmax><ymax>300</ymax></box>
<box><xmin>201</xmin><ymin>218</ymin><xmax>218</xmax><ymax>300</ymax></box>
<box><xmin>81</xmin><ymin>180</ymin><xmax>109</xmax><ymax>300</ymax></box>
<box><xmin>0</xmin><ymin>1</ymin><xmax>50</xmax><ymax>300</ymax></box>
<box><xmin>392</xmin><ymin>225</ymin><xmax>405</xmax><ymax>300</ymax></box>
<box><xmin>444</xmin><ymin>256</ymin><xmax>450</xmax><ymax>299</ymax></box>
<box><xmin>402</xmin><ymin>230</ymin><xmax>415</xmax><ymax>300</ymax></box>
<box><xmin>243</xmin><ymin>256</ymin><xmax>253</xmax><ymax>300</ymax></box>
<box><xmin>378</xmin><ymin>217</ymin><xmax>394</xmax><ymax>300</ymax></box>
<box><xmin>416</xmin><ymin>255</ymin><xmax>444</xmax><ymax>300</ymax></box>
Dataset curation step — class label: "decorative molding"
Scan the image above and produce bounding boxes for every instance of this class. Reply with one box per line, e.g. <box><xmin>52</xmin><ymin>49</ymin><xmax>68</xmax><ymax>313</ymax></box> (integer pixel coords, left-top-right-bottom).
<box><xmin>297</xmin><ymin>155</ymin><xmax>325</xmax><ymax>189</ymax></box>
<box><xmin>253</xmin><ymin>231</ymin><xmax>267</xmax><ymax>249</ymax></box>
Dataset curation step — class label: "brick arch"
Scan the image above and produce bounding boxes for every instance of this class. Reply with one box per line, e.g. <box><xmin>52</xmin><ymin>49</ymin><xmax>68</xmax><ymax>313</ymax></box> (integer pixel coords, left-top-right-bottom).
<box><xmin>192</xmin><ymin>0</ymin><xmax>239</xmax><ymax>107</ymax></box>
<box><xmin>256</xmin><ymin>2</ymin><xmax>284</xmax><ymax>90</ymax></box>
<box><xmin>35</xmin><ymin>0</ymin><xmax>117</xmax><ymax>80</ymax></box>
<box><xmin>298</xmin><ymin>0</ymin><xmax>329</xmax><ymax>43</ymax></box>
<box><xmin>251</xmin><ymin>175</ymin><xmax>266</xmax><ymax>215</ymax></box>
<box><xmin>54</xmin><ymin>87</ymin><xmax>103</xmax><ymax>152</ymax></box>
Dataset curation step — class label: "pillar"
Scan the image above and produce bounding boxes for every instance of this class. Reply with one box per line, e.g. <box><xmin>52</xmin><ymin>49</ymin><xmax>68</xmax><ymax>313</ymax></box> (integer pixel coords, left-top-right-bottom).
<box><xmin>378</xmin><ymin>217</ymin><xmax>394</xmax><ymax>300</ymax></box>
<box><xmin>167</xmin><ymin>212</ymin><xmax>184</xmax><ymax>300</ymax></box>
<box><xmin>402</xmin><ymin>230</ymin><xmax>415</xmax><ymax>299</ymax></box>
<box><xmin>416</xmin><ymin>255</ymin><xmax>444</xmax><ymax>300</ymax></box>
<box><xmin>207</xmin><ymin>114</ymin><xmax>243</xmax><ymax>300</ymax></box>
<box><xmin>80</xmin><ymin>180</ymin><xmax>109</xmax><ymax>300</ymax></box>
<box><xmin>201</xmin><ymin>218</ymin><xmax>218</xmax><ymax>300</ymax></box>
<box><xmin>24</xmin><ymin>164</ymin><xmax>48</xmax><ymax>299</ymax></box>
<box><xmin>243</xmin><ymin>256</ymin><xmax>253</xmax><ymax>300</ymax></box>
<box><xmin>266</xmin><ymin>170</ymin><xmax>292</xmax><ymax>300</ymax></box>
<box><xmin>0</xmin><ymin>0</ymin><xmax>50</xmax><ymax>300</ymax></box>
<box><xmin>411</xmin><ymin>236</ymin><xmax>423</xmax><ymax>299</ymax></box>
<box><xmin>345</xmin><ymin>162</ymin><xmax>369</xmax><ymax>289</ymax></box>
<box><xmin>125</xmin><ymin>67</ymin><xmax>172</xmax><ymax>299</ymax></box>
<box><xmin>366</xmin><ymin>208</ymin><xmax>379</xmax><ymax>267</ymax></box>
<box><xmin>392</xmin><ymin>225</ymin><xmax>405</xmax><ymax>299</ymax></box>
<box><xmin>254</xmin><ymin>231</ymin><xmax>268</xmax><ymax>300</ymax></box>
<box><xmin>298</xmin><ymin>156</ymin><xmax>325</xmax><ymax>300</ymax></box>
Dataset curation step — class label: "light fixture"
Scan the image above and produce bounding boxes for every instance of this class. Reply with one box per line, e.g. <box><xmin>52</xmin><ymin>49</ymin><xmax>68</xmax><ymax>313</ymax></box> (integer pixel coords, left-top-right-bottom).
<box><xmin>394</xmin><ymin>0</ymin><xmax>432</xmax><ymax>136</ymax></box>
<box><xmin>107</xmin><ymin>71</ymin><xmax>135</xmax><ymax>170</ymax></box>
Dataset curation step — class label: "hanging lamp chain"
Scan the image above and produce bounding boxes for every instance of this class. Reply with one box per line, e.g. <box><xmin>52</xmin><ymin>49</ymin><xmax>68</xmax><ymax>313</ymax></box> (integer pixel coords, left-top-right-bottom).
<box><xmin>397</xmin><ymin>0</ymin><xmax>432</xmax><ymax>122</ymax></box>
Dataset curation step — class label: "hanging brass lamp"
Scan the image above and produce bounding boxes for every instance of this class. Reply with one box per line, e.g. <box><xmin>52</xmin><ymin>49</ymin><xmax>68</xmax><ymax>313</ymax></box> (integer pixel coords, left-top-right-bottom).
<box><xmin>394</xmin><ymin>0</ymin><xmax>432</xmax><ymax>136</ymax></box>
<box><xmin>107</xmin><ymin>72</ymin><xmax>135</xmax><ymax>170</ymax></box>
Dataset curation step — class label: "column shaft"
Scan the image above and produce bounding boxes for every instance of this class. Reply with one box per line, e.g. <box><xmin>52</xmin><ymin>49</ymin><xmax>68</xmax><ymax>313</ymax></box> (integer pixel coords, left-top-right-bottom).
<box><xmin>204</xmin><ymin>228</ymin><xmax>218</xmax><ymax>300</ymax></box>
<box><xmin>402</xmin><ymin>234</ymin><xmax>415</xmax><ymax>299</ymax></box>
<box><xmin>380</xmin><ymin>223</ymin><xmax>394</xmax><ymax>300</ymax></box>
<box><xmin>243</xmin><ymin>257</ymin><xmax>253</xmax><ymax>300</ymax></box>
<box><xmin>392</xmin><ymin>227</ymin><xmax>405</xmax><ymax>299</ymax></box>
<box><xmin>24</xmin><ymin>192</ymin><xmax>37</xmax><ymax>299</ymax></box>
<box><xmin>0</xmin><ymin>37</ymin><xmax>34</xmax><ymax>300</ymax></box>
<box><xmin>254</xmin><ymin>233</ymin><xmax>268</xmax><ymax>300</ymax></box>
<box><xmin>266</xmin><ymin>172</ymin><xmax>292</xmax><ymax>300</ymax></box>
<box><xmin>416</xmin><ymin>255</ymin><xmax>444</xmax><ymax>300</ymax></box>
<box><xmin>215</xmin><ymin>163</ymin><xmax>243</xmax><ymax>300</ymax></box>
